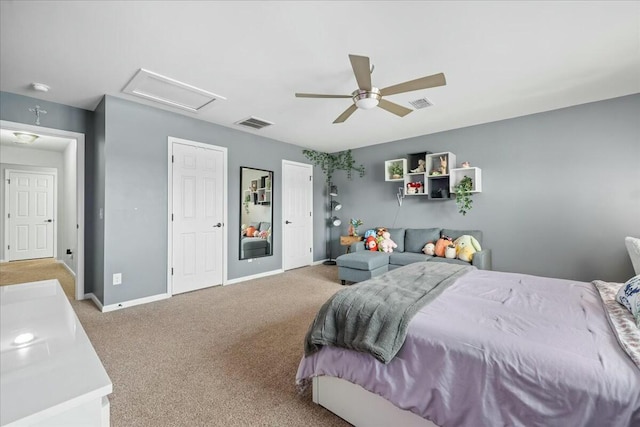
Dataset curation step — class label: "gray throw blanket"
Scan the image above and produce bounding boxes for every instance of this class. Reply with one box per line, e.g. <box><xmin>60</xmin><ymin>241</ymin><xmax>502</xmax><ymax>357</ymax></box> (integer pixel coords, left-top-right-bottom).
<box><xmin>305</xmin><ymin>262</ymin><xmax>474</xmax><ymax>363</ymax></box>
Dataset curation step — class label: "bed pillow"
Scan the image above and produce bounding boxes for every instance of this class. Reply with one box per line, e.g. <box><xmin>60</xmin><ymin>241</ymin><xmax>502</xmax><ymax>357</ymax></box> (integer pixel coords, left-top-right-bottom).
<box><xmin>616</xmin><ymin>275</ymin><xmax>640</xmax><ymax>327</ymax></box>
<box><xmin>626</xmin><ymin>236</ymin><xmax>640</xmax><ymax>275</ymax></box>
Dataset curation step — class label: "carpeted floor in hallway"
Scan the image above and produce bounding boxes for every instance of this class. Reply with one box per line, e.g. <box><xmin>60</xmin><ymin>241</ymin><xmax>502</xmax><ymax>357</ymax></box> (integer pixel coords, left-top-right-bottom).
<box><xmin>0</xmin><ymin>258</ymin><xmax>75</xmax><ymax>299</ymax></box>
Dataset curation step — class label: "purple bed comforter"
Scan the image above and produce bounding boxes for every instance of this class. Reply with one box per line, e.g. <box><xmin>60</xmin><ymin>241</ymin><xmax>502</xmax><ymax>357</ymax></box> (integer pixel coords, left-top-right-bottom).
<box><xmin>296</xmin><ymin>269</ymin><xmax>640</xmax><ymax>427</ymax></box>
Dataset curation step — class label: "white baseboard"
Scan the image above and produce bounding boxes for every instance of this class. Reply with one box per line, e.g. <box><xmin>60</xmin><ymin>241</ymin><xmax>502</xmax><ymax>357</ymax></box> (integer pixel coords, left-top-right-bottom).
<box><xmin>0</xmin><ymin>259</ymin><xmax>6</xmax><ymax>263</ymax></box>
<box><xmin>100</xmin><ymin>292</ymin><xmax>171</xmax><ymax>313</ymax></box>
<box><xmin>56</xmin><ymin>260</ymin><xmax>77</xmax><ymax>277</ymax></box>
<box><xmin>85</xmin><ymin>293</ymin><xmax>104</xmax><ymax>311</ymax></box>
<box><xmin>225</xmin><ymin>268</ymin><xmax>284</xmax><ymax>285</ymax></box>
<box><xmin>312</xmin><ymin>259</ymin><xmax>330</xmax><ymax>266</ymax></box>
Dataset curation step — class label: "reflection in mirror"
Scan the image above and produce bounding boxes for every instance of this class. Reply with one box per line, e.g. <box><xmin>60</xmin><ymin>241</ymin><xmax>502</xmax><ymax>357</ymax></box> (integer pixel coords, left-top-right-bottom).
<box><xmin>240</xmin><ymin>167</ymin><xmax>274</xmax><ymax>260</ymax></box>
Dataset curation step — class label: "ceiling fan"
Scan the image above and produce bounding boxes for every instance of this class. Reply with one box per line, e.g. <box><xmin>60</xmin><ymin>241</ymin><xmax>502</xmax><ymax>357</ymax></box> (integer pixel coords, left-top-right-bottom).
<box><xmin>295</xmin><ymin>54</ymin><xmax>446</xmax><ymax>123</ymax></box>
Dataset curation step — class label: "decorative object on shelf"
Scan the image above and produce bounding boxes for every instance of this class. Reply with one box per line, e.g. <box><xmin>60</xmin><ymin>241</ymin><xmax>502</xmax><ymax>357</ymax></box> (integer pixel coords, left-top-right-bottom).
<box><xmin>410</xmin><ymin>159</ymin><xmax>426</xmax><ymax>173</ymax></box>
<box><xmin>453</xmin><ymin>176</ymin><xmax>474</xmax><ymax>216</ymax></box>
<box><xmin>302</xmin><ymin>149</ymin><xmax>365</xmax><ymax>184</ymax></box>
<box><xmin>349</xmin><ymin>218</ymin><xmax>363</xmax><ymax>236</ymax></box>
<box><xmin>388</xmin><ymin>162</ymin><xmax>404</xmax><ymax>179</ymax></box>
<box><xmin>461</xmin><ymin>161</ymin><xmax>471</xmax><ymax>168</ymax></box>
<box><xmin>406</xmin><ymin>181</ymin><xmax>423</xmax><ymax>194</ymax></box>
<box><xmin>439</xmin><ymin>156</ymin><xmax>448</xmax><ymax>175</ymax></box>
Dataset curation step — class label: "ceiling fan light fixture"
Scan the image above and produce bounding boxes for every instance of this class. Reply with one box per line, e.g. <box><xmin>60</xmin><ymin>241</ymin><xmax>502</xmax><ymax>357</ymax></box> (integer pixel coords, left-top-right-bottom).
<box><xmin>13</xmin><ymin>132</ymin><xmax>39</xmax><ymax>144</ymax></box>
<box><xmin>352</xmin><ymin>88</ymin><xmax>381</xmax><ymax>110</ymax></box>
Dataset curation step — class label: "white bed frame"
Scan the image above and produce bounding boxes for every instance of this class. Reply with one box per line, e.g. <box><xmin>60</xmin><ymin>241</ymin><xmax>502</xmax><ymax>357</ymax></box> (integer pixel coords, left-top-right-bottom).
<box><xmin>312</xmin><ymin>376</ymin><xmax>438</xmax><ymax>427</ymax></box>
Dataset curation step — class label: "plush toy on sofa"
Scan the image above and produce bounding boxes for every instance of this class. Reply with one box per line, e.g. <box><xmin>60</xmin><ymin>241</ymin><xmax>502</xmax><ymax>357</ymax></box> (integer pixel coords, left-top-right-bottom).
<box><xmin>434</xmin><ymin>236</ymin><xmax>453</xmax><ymax>257</ymax></box>
<box><xmin>378</xmin><ymin>231</ymin><xmax>397</xmax><ymax>253</ymax></box>
<box><xmin>453</xmin><ymin>235</ymin><xmax>482</xmax><ymax>262</ymax></box>
<box><xmin>422</xmin><ymin>242</ymin><xmax>435</xmax><ymax>256</ymax></box>
<box><xmin>365</xmin><ymin>235</ymin><xmax>378</xmax><ymax>251</ymax></box>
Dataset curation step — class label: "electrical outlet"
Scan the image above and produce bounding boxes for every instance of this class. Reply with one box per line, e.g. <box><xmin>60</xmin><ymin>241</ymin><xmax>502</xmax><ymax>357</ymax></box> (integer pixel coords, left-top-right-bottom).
<box><xmin>113</xmin><ymin>273</ymin><xmax>122</xmax><ymax>285</ymax></box>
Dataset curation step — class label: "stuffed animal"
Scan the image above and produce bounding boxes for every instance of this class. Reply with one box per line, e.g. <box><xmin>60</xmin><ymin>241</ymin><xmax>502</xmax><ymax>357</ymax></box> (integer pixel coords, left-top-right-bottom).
<box><xmin>434</xmin><ymin>236</ymin><xmax>452</xmax><ymax>257</ymax></box>
<box><xmin>453</xmin><ymin>235</ymin><xmax>482</xmax><ymax>262</ymax></box>
<box><xmin>378</xmin><ymin>231</ymin><xmax>397</xmax><ymax>253</ymax></box>
<box><xmin>363</xmin><ymin>229</ymin><xmax>377</xmax><ymax>240</ymax></box>
<box><xmin>376</xmin><ymin>227</ymin><xmax>388</xmax><ymax>237</ymax></box>
<box><xmin>365</xmin><ymin>235</ymin><xmax>378</xmax><ymax>251</ymax></box>
<box><xmin>245</xmin><ymin>226</ymin><xmax>256</xmax><ymax>237</ymax></box>
<box><xmin>410</xmin><ymin>159</ymin><xmax>426</xmax><ymax>173</ymax></box>
<box><xmin>422</xmin><ymin>242</ymin><xmax>435</xmax><ymax>256</ymax></box>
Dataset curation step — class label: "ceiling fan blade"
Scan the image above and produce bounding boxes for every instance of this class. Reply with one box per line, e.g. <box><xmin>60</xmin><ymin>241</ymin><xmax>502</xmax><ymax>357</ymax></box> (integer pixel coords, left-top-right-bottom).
<box><xmin>380</xmin><ymin>73</ymin><xmax>446</xmax><ymax>96</ymax></box>
<box><xmin>378</xmin><ymin>99</ymin><xmax>413</xmax><ymax>117</ymax></box>
<box><xmin>333</xmin><ymin>104</ymin><xmax>358</xmax><ymax>124</ymax></box>
<box><xmin>349</xmin><ymin>54</ymin><xmax>372</xmax><ymax>91</ymax></box>
<box><xmin>295</xmin><ymin>93</ymin><xmax>352</xmax><ymax>98</ymax></box>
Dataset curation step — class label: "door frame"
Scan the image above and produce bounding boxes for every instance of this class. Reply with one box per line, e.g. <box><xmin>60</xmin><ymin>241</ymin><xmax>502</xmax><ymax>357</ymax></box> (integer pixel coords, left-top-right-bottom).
<box><xmin>281</xmin><ymin>160</ymin><xmax>313</xmax><ymax>270</ymax></box>
<box><xmin>0</xmin><ymin>120</ymin><xmax>85</xmax><ymax>300</ymax></box>
<box><xmin>4</xmin><ymin>168</ymin><xmax>58</xmax><ymax>261</ymax></box>
<box><xmin>167</xmin><ymin>136</ymin><xmax>228</xmax><ymax>295</ymax></box>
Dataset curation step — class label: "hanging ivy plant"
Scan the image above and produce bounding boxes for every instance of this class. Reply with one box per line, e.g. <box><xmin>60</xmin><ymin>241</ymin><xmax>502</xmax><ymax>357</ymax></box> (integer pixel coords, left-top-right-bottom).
<box><xmin>243</xmin><ymin>194</ymin><xmax>251</xmax><ymax>214</ymax></box>
<box><xmin>453</xmin><ymin>176</ymin><xmax>474</xmax><ymax>216</ymax></box>
<box><xmin>302</xmin><ymin>149</ymin><xmax>365</xmax><ymax>184</ymax></box>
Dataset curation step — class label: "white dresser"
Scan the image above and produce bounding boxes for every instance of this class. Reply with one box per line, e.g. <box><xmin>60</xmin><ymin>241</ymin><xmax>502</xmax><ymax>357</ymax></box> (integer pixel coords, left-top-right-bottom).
<box><xmin>1</xmin><ymin>280</ymin><xmax>112</xmax><ymax>426</ymax></box>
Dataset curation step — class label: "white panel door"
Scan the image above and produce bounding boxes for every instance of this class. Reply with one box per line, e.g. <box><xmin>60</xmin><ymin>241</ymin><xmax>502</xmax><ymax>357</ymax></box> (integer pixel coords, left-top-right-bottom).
<box><xmin>172</xmin><ymin>142</ymin><xmax>224</xmax><ymax>294</ymax></box>
<box><xmin>8</xmin><ymin>171</ymin><xmax>55</xmax><ymax>261</ymax></box>
<box><xmin>282</xmin><ymin>161</ymin><xmax>313</xmax><ymax>270</ymax></box>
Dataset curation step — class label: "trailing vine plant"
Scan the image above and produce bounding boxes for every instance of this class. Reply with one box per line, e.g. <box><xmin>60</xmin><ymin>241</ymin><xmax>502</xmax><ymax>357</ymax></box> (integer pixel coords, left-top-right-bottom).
<box><xmin>302</xmin><ymin>149</ymin><xmax>366</xmax><ymax>184</ymax></box>
<box><xmin>453</xmin><ymin>176</ymin><xmax>474</xmax><ymax>216</ymax></box>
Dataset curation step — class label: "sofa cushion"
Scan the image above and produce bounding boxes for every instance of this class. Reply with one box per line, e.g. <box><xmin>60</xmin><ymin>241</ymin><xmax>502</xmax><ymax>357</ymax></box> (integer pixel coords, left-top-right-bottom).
<box><xmin>405</xmin><ymin>228</ymin><xmax>441</xmax><ymax>253</ymax></box>
<box><xmin>389</xmin><ymin>252</ymin><xmax>432</xmax><ymax>266</ymax></box>
<box><xmin>442</xmin><ymin>229</ymin><xmax>483</xmax><ymax>245</ymax></box>
<box><xmin>336</xmin><ymin>251</ymin><xmax>390</xmax><ymax>271</ymax></box>
<box><xmin>387</xmin><ymin>228</ymin><xmax>406</xmax><ymax>252</ymax></box>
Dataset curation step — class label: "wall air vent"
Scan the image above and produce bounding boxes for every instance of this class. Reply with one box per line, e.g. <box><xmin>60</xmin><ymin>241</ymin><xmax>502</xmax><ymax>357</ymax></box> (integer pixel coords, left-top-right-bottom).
<box><xmin>408</xmin><ymin>97</ymin><xmax>434</xmax><ymax>109</ymax></box>
<box><xmin>235</xmin><ymin>116</ymin><xmax>274</xmax><ymax>130</ymax></box>
<box><xmin>122</xmin><ymin>68</ymin><xmax>226</xmax><ymax>113</ymax></box>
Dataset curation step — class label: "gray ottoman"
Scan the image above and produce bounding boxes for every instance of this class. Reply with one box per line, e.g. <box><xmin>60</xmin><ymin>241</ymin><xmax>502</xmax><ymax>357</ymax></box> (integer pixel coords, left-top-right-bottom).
<box><xmin>336</xmin><ymin>251</ymin><xmax>390</xmax><ymax>285</ymax></box>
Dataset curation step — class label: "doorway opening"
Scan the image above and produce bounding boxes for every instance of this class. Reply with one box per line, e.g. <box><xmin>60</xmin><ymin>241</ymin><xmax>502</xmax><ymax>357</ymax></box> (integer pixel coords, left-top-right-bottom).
<box><xmin>0</xmin><ymin>120</ymin><xmax>85</xmax><ymax>300</ymax></box>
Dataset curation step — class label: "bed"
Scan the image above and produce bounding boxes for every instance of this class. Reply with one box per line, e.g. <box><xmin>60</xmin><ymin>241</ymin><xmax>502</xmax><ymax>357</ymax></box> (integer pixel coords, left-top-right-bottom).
<box><xmin>296</xmin><ymin>262</ymin><xmax>640</xmax><ymax>427</ymax></box>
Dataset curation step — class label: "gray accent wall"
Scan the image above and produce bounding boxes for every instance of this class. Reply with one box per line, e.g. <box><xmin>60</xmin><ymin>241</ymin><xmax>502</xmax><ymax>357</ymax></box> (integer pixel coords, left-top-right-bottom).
<box><xmin>329</xmin><ymin>94</ymin><xmax>639</xmax><ymax>283</ymax></box>
<box><xmin>99</xmin><ymin>96</ymin><xmax>309</xmax><ymax>306</ymax></box>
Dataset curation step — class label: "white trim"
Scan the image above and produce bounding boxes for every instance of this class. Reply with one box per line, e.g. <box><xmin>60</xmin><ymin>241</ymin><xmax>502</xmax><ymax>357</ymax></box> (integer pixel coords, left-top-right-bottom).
<box><xmin>167</xmin><ymin>137</ymin><xmax>228</xmax><ymax>297</ymax></box>
<box><xmin>225</xmin><ymin>268</ymin><xmax>284</xmax><ymax>285</ymax></box>
<box><xmin>4</xmin><ymin>168</ymin><xmax>58</xmax><ymax>260</ymax></box>
<box><xmin>281</xmin><ymin>160</ymin><xmax>314</xmax><ymax>270</ymax></box>
<box><xmin>57</xmin><ymin>259</ymin><xmax>77</xmax><ymax>278</ymax></box>
<box><xmin>86</xmin><ymin>293</ymin><xmax>103</xmax><ymax>311</ymax></box>
<box><xmin>100</xmin><ymin>292</ymin><xmax>171</xmax><ymax>313</ymax></box>
<box><xmin>312</xmin><ymin>259</ymin><xmax>328</xmax><ymax>266</ymax></box>
<box><xmin>0</xmin><ymin>120</ymin><xmax>85</xmax><ymax>301</ymax></box>
<box><xmin>312</xmin><ymin>376</ymin><xmax>436</xmax><ymax>427</ymax></box>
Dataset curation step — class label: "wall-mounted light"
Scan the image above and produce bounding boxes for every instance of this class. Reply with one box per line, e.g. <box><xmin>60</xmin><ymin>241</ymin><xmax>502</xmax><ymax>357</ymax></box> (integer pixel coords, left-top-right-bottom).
<box><xmin>330</xmin><ymin>200</ymin><xmax>342</xmax><ymax>211</ymax></box>
<box><xmin>329</xmin><ymin>185</ymin><xmax>338</xmax><ymax>197</ymax></box>
<box><xmin>13</xmin><ymin>132</ymin><xmax>39</xmax><ymax>144</ymax></box>
<box><xmin>330</xmin><ymin>216</ymin><xmax>342</xmax><ymax>227</ymax></box>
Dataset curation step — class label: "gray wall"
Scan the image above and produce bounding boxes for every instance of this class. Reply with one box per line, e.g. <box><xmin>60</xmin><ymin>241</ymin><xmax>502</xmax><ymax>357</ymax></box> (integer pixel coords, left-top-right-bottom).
<box><xmin>329</xmin><ymin>94</ymin><xmax>640</xmax><ymax>283</ymax></box>
<box><xmin>100</xmin><ymin>96</ymin><xmax>309</xmax><ymax>305</ymax></box>
<box><xmin>0</xmin><ymin>91</ymin><xmax>95</xmax><ymax>292</ymax></box>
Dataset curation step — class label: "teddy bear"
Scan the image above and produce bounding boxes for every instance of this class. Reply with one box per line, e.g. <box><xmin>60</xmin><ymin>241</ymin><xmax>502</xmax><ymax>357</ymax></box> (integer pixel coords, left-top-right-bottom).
<box><xmin>410</xmin><ymin>159</ymin><xmax>426</xmax><ymax>173</ymax></box>
<box><xmin>365</xmin><ymin>235</ymin><xmax>378</xmax><ymax>251</ymax></box>
<box><xmin>378</xmin><ymin>231</ymin><xmax>397</xmax><ymax>253</ymax></box>
<box><xmin>434</xmin><ymin>235</ymin><xmax>453</xmax><ymax>257</ymax></box>
<box><xmin>422</xmin><ymin>242</ymin><xmax>435</xmax><ymax>256</ymax></box>
<box><xmin>453</xmin><ymin>235</ymin><xmax>482</xmax><ymax>262</ymax></box>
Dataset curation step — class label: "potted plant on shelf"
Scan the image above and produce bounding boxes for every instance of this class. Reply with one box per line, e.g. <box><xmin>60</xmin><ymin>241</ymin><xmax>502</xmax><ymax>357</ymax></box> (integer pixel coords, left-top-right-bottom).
<box><xmin>453</xmin><ymin>176</ymin><xmax>474</xmax><ymax>216</ymax></box>
<box><xmin>389</xmin><ymin>162</ymin><xmax>404</xmax><ymax>179</ymax></box>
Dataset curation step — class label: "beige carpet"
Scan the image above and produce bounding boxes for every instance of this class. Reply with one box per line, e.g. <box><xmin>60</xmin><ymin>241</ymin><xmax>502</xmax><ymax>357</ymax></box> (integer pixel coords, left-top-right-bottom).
<box><xmin>0</xmin><ymin>258</ymin><xmax>75</xmax><ymax>299</ymax></box>
<box><xmin>71</xmin><ymin>265</ymin><xmax>350</xmax><ymax>427</ymax></box>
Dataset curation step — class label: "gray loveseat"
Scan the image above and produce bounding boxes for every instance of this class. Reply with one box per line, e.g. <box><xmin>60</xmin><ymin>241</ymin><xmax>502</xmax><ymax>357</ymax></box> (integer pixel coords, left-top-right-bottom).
<box><xmin>336</xmin><ymin>227</ymin><xmax>491</xmax><ymax>285</ymax></box>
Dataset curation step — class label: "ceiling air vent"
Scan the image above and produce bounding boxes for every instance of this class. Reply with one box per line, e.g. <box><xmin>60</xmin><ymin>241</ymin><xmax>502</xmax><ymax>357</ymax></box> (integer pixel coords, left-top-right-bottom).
<box><xmin>235</xmin><ymin>116</ymin><xmax>274</xmax><ymax>130</ymax></box>
<box><xmin>122</xmin><ymin>68</ymin><xmax>226</xmax><ymax>113</ymax></box>
<box><xmin>408</xmin><ymin>97</ymin><xmax>434</xmax><ymax>110</ymax></box>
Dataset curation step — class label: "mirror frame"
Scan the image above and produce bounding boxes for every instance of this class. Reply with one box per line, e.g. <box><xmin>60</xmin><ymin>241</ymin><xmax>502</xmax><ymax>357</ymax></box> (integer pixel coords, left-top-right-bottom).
<box><xmin>239</xmin><ymin>167</ymin><xmax>274</xmax><ymax>260</ymax></box>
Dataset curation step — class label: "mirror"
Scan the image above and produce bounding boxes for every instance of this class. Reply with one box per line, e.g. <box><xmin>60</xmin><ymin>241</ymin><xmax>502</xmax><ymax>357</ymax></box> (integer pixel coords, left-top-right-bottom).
<box><xmin>240</xmin><ymin>167</ymin><xmax>274</xmax><ymax>260</ymax></box>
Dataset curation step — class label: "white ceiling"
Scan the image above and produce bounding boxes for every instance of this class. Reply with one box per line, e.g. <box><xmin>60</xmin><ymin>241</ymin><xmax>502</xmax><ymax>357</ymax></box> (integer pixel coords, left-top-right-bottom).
<box><xmin>1</xmin><ymin>1</ymin><xmax>638</xmax><ymax>152</ymax></box>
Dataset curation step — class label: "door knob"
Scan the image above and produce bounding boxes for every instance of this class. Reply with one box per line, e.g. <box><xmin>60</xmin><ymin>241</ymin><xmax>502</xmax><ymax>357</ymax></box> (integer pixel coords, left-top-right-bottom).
<box><xmin>285</xmin><ymin>220</ymin><xmax>292</xmax><ymax>224</ymax></box>
<box><xmin>213</xmin><ymin>223</ymin><xmax>222</xmax><ymax>228</ymax></box>
<box><xmin>44</xmin><ymin>219</ymin><xmax>53</xmax><ymax>223</ymax></box>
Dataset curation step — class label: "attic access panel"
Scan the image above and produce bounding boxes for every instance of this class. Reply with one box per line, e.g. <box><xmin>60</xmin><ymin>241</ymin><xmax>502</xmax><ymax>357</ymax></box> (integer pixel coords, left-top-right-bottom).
<box><xmin>122</xmin><ymin>68</ymin><xmax>226</xmax><ymax>112</ymax></box>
